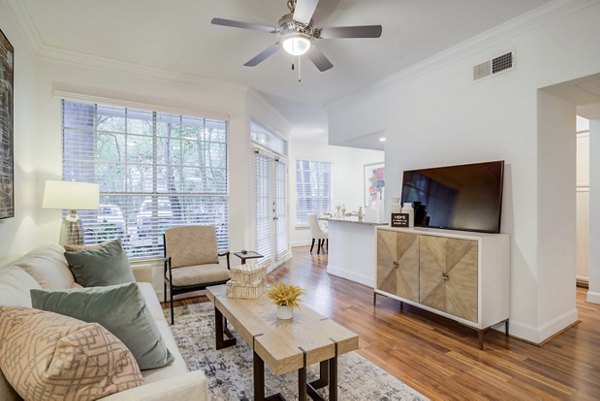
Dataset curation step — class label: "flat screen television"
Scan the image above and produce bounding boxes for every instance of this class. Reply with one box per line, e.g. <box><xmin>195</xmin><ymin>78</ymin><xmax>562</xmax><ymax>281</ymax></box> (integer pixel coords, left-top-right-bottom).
<box><xmin>400</xmin><ymin>160</ymin><xmax>504</xmax><ymax>233</ymax></box>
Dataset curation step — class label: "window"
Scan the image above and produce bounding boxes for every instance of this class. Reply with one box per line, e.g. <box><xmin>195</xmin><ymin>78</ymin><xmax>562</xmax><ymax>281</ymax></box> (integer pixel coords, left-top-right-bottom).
<box><xmin>295</xmin><ymin>160</ymin><xmax>331</xmax><ymax>228</ymax></box>
<box><xmin>62</xmin><ymin>100</ymin><xmax>228</xmax><ymax>258</ymax></box>
<box><xmin>251</xmin><ymin>120</ymin><xmax>287</xmax><ymax>156</ymax></box>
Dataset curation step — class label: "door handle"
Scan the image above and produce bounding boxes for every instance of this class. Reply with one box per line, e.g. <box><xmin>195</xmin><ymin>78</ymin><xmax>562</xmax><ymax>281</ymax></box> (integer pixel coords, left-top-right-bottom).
<box><xmin>442</xmin><ymin>273</ymin><xmax>449</xmax><ymax>281</ymax></box>
<box><xmin>392</xmin><ymin>261</ymin><xmax>399</xmax><ymax>267</ymax></box>
<box><xmin>273</xmin><ymin>217</ymin><xmax>279</xmax><ymax>221</ymax></box>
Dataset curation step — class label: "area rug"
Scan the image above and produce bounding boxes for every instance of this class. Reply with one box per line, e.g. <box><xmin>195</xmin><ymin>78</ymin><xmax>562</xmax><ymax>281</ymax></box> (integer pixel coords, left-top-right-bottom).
<box><xmin>168</xmin><ymin>301</ymin><xmax>428</xmax><ymax>401</ymax></box>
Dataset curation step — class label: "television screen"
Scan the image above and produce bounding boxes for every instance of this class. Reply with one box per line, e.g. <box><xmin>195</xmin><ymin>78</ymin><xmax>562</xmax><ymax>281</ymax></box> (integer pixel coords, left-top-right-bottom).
<box><xmin>401</xmin><ymin>161</ymin><xmax>504</xmax><ymax>233</ymax></box>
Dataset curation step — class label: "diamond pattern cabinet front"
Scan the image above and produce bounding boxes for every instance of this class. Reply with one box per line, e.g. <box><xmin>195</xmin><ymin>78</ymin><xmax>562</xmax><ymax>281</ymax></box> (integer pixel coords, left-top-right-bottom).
<box><xmin>419</xmin><ymin>235</ymin><xmax>478</xmax><ymax>323</ymax></box>
<box><xmin>376</xmin><ymin>230</ymin><xmax>420</xmax><ymax>302</ymax></box>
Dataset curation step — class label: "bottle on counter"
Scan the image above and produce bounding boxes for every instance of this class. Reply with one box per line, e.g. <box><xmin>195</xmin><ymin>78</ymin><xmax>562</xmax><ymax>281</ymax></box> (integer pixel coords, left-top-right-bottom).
<box><xmin>401</xmin><ymin>202</ymin><xmax>414</xmax><ymax>228</ymax></box>
<box><xmin>357</xmin><ymin>206</ymin><xmax>365</xmax><ymax>221</ymax></box>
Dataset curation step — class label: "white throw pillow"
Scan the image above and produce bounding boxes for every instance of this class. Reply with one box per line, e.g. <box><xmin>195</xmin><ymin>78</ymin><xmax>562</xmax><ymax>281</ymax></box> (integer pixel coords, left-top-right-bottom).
<box><xmin>14</xmin><ymin>244</ymin><xmax>75</xmax><ymax>289</ymax></box>
<box><xmin>0</xmin><ymin>265</ymin><xmax>42</xmax><ymax>307</ymax></box>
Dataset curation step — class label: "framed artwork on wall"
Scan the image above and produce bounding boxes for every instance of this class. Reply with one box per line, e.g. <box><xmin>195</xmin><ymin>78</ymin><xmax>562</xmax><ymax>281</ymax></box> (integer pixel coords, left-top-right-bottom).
<box><xmin>0</xmin><ymin>28</ymin><xmax>14</xmax><ymax>219</ymax></box>
<box><xmin>364</xmin><ymin>162</ymin><xmax>384</xmax><ymax>206</ymax></box>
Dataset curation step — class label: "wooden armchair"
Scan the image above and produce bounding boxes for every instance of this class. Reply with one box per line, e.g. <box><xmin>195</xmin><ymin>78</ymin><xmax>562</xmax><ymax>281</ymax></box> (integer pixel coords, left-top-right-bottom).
<box><xmin>163</xmin><ymin>225</ymin><xmax>230</xmax><ymax>324</ymax></box>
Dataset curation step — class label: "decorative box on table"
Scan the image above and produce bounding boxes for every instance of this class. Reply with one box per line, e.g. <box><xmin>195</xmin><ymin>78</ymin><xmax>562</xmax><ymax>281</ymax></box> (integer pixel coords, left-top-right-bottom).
<box><xmin>226</xmin><ymin>264</ymin><xmax>266</xmax><ymax>299</ymax></box>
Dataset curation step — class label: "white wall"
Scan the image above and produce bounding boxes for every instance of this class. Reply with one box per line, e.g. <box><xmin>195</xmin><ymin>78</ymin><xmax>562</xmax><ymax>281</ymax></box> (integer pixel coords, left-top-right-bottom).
<box><xmin>326</xmin><ymin>0</ymin><xmax>600</xmax><ymax>343</ymax></box>
<box><xmin>0</xmin><ymin>1</ymin><xmax>40</xmax><ymax>259</ymax></box>
<box><xmin>0</xmin><ymin>26</ymin><xmax>292</xmax><ymax>265</ymax></box>
<box><xmin>288</xmin><ymin>136</ymin><xmax>383</xmax><ymax>246</ymax></box>
<box><xmin>536</xmin><ymin>90</ymin><xmax>577</xmax><ymax>339</ymax></box>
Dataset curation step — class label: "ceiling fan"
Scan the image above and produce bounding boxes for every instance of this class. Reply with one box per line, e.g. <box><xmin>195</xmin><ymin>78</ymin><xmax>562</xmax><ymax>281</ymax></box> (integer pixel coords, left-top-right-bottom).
<box><xmin>211</xmin><ymin>0</ymin><xmax>382</xmax><ymax>72</ymax></box>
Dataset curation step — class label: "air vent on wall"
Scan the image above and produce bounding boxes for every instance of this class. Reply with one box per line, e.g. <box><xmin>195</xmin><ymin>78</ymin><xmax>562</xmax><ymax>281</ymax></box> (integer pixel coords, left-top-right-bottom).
<box><xmin>473</xmin><ymin>52</ymin><xmax>514</xmax><ymax>81</ymax></box>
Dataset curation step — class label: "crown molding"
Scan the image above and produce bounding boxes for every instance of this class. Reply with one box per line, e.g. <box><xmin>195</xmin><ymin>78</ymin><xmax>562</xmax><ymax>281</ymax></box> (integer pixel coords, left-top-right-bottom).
<box><xmin>36</xmin><ymin>44</ymin><xmax>248</xmax><ymax>93</ymax></box>
<box><xmin>247</xmin><ymin>89</ymin><xmax>293</xmax><ymax>137</ymax></box>
<box><xmin>5</xmin><ymin>0</ymin><xmax>248</xmax><ymax>93</ymax></box>
<box><xmin>5</xmin><ymin>0</ymin><xmax>43</xmax><ymax>54</ymax></box>
<box><xmin>325</xmin><ymin>0</ymin><xmax>600</xmax><ymax>111</ymax></box>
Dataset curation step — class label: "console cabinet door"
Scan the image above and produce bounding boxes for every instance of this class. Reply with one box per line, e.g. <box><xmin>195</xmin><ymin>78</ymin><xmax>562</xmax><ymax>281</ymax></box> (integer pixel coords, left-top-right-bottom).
<box><xmin>419</xmin><ymin>236</ymin><xmax>478</xmax><ymax>323</ymax></box>
<box><xmin>376</xmin><ymin>231</ymin><xmax>419</xmax><ymax>302</ymax></box>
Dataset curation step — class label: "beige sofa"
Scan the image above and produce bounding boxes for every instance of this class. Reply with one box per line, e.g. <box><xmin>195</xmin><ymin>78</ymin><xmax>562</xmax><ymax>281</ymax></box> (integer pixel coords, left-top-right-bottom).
<box><xmin>0</xmin><ymin>244</ymin><xmax>209</xmax><ymax>401</ymax></box>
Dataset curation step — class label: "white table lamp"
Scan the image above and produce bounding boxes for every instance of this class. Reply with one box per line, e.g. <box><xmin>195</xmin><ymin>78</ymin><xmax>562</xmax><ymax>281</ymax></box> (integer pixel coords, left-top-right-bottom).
<box><xmin>43</xmin><ymin>180</ymin><xmax>100</xmax><ymax>246</ymax></box>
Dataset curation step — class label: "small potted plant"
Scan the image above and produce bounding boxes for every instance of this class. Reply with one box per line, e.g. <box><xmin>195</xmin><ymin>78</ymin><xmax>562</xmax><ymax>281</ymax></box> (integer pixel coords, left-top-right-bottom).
<box><xmin>266</xmin><ymin>281</ymin><xmax>305</xmax><ymax>320</ymax></box>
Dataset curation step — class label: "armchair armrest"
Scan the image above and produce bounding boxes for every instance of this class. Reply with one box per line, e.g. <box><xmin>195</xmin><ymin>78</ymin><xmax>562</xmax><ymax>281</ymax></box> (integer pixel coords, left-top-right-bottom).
<box><xmin>99</xmin><ymin>370</ymin><xmax>208</xmax><ymax>401</ymax></box>
<box><xmin>218</xmin><ymin>250</ymin><xmax>231</xmax><ymax>269</ymax></box>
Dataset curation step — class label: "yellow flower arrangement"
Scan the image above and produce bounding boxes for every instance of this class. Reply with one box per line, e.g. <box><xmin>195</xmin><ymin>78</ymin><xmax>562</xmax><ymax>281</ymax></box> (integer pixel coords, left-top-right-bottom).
<box><xmin>266</xmin><ymin>281</ymin><xmax>305</xmax><ymax>309</ymax></box>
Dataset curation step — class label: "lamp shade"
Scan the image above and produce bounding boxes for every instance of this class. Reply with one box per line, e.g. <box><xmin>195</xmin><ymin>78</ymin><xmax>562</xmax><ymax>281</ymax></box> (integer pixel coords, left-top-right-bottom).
<box><xmin>42</xmin><ymin>180</ymin><xmax>100</xmax><ymax>210</ymax></box>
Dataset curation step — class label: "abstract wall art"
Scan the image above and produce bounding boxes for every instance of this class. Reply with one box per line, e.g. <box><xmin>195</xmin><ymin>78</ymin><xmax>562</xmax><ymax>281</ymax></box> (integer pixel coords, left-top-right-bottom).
<box><xmin>0</xmin><ymin>28</ymin><xmax>14</xmax><ymax>219</ymax></box>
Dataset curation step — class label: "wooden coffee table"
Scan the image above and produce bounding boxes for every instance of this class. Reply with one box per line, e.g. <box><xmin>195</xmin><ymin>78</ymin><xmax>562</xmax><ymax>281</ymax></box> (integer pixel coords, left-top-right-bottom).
<box><xmin>207</xmin><ymin>285</ymin><xmax>358</xmax><ymax>401</ymax></box>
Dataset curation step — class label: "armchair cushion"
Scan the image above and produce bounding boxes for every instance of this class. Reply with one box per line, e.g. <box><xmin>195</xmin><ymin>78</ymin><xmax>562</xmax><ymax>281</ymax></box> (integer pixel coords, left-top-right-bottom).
<box><xmin>164</xmin><ymin>226</ymin><xmax>218</xmax><ymax>268</ymax></box>
<box><xmin>169</xmin><ymin>264</ymin><xmax>230</xmax><ymax>287</ymax></box>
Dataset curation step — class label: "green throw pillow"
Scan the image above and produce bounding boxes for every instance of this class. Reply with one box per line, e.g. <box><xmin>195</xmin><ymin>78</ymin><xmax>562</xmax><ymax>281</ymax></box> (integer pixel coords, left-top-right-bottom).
<box><xmin>64</xmin><ymin>239</ymin><xmax>135</xmax><ymax>286</ymax></box>
<box><xmin>31</xmin><ymin>282</ymin><xmax>175</xmax><ymax>370</ymax></box>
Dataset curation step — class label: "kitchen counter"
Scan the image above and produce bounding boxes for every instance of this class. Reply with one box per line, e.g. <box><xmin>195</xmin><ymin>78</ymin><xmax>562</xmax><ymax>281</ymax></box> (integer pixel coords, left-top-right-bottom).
<box><xmin>322</xmin><ymin>217</ymin><xmax>387</xmax><ymax>226</ymax></box>
<box><xmin>324</xmin><ymin>218</ymin><xmax>387</xmax><ymax>287</ymax></box>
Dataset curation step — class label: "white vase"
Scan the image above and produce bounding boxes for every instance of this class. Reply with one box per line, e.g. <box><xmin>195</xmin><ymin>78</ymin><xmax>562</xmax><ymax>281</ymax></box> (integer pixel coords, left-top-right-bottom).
<box><xmin>401</xmin><ymin>202</ymin><xmax>415</xmax><ymax>228</ymax></box>
<box><xmin>277</xmin><ymin>305</ymin><xmax>293</xmax><ymax>320</ymax></box>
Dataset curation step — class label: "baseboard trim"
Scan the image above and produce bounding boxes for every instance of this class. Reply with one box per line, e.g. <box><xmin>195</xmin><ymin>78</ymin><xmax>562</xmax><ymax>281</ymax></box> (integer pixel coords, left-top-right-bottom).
<box><xmin>538</xmin><ymin>308</ymin><xmax>579</xmax><ymax>344</ymax></box>
<box><xmin>505</xmin><ymin>320</ymin><xmax>539</xmax><ymax>343</ymax></box>
<box><xmin>576</xmin><ymin>276</ymin><xmax>589</xmax><ymax>289</ymax></box>
<box><xmin>505</xmin><ymin>308</ymin><xmax>579</xmax><ymax>345</ymax></box>
<box><xmin>539</xmin><ymin>320</ymin><xmax>581</xmax><ymax>346</ymax></box>
<box><xmin>327</xmin><ymin>264</ymin><xmax>374</xmax><ymax>287</ymax></box>
<box><xmin>586</xmin><ymin>290</ymin><xmax>600</xmax><ymax>304</ymax></box>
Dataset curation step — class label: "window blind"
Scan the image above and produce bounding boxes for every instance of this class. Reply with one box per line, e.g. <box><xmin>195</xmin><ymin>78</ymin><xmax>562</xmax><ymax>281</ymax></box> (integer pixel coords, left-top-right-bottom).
<box><xmin>295</xmin><ymin>160</ymin><xmax>332</xmax><ymax>227</ymax></box>
<box><xmin>62</xmin><ymin>100</ymin><xmax>229</xmax><ymax>259</ymax></box>
<box><xmin>255</xmin><ymin>153</ymin><xmax>273</xmax><ymax>266</ymax></box>
<box><xmin>275</xmin><ymin>161</ymin><xmax>288</xmax><ymax>260</ymax></box>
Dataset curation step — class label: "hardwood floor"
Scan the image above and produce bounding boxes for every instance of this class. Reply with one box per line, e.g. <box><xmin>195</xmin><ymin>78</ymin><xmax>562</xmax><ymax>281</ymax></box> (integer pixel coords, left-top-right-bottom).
<box><xmin>170</xmin><ymin>247</ymin><xmax>600</xmax><ymax>400</ymax></box>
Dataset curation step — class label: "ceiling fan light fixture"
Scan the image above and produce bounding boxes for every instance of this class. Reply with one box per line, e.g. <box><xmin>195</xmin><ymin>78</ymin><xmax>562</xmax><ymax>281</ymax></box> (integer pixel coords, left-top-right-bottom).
<box><xmin>282</xmin><ymin>33</ymin><xmax>311</xmax><ymax>56</ymax></box>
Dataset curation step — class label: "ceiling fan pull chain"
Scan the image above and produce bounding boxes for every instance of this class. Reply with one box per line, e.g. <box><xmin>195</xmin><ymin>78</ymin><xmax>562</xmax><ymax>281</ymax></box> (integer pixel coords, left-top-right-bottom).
<box><xmin>298</xmin><ymin>55</ymin><xmax>302</xmax><ymax>82</ymax></box>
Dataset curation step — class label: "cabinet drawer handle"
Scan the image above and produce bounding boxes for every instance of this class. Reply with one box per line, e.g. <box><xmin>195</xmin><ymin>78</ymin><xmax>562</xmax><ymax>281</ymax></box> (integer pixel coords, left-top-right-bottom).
<box><xmin>442</xmin><ymin>273</ymin><xmax>449</xmax><ymax>281</ymax></box>
<box><xmin>392</xmin><ymin>261</ymin><xmax>399</xmax><ymax>267</ymax></box>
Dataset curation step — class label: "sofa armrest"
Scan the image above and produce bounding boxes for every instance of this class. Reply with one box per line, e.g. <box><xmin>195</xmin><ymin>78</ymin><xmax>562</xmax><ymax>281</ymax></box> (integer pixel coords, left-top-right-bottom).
<box><xmin>99</xmin><ymin>370</ymin><xmax>209</xmax><ymax>401</ymax></box>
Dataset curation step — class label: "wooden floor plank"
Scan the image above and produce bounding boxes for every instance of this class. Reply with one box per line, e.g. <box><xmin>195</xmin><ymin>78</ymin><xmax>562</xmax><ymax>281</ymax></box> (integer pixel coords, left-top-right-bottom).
<box><xmin>166</xmin><ymin>246</ymin><xmax>600</xmax><ymax>400</ymax></box>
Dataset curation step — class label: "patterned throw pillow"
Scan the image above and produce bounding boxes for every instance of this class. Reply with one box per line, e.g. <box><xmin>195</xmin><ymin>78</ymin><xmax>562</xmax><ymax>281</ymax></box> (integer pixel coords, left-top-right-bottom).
<box><xmin>0</xmin><ymin>306</ymin><xmax>144</xmax><ymax>401</ymax></box>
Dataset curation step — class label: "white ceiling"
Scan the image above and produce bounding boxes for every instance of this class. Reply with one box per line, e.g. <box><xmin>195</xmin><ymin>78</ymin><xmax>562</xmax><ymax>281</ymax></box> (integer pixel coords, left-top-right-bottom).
<box><xmin>21</xmin><ymin>0</ymin><xmax>551</xmax><ymax>135</ymax></box>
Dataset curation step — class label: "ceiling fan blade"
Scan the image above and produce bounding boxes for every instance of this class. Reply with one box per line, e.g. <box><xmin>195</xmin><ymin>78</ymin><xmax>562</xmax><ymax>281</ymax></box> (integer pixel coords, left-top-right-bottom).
<box><xmin>244</xmin><ymin>43</ymin><xmax>281</xmax><ymax>67</ymax></box>
<box><xmin>211</xmin><ymin>18</ymin><xmax>277</xmax><ymax>33</ymax></box>
<box><xmin>307</xmin><ymin>45</ymin><xmax>333</xmax><ymax>72</ymax></box>
<box><xmin>319</xmin><ymin>25</ymin><xmax>382</xmax><ymax>39</ymax></box>
<box><xmin>293</xmin><ymin>0</ymin><xmax>320</xmax><ymax>24</ymax></box>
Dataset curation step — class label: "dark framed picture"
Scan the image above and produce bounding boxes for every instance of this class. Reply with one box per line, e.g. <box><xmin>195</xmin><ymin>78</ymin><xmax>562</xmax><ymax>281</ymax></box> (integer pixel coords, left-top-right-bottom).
<box><xmin>391</xmin><ymin>213</ymin><xmax>409</xmax><ymax>228</ymax></box>
<box><xmin>0</xmin><ymin>28</ymin><xmax>14</xmax><ymax>219</ymax></box>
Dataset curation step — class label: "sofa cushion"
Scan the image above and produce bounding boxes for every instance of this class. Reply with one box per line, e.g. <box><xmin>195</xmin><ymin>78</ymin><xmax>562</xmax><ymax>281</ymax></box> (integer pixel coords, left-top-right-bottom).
<box><xmin>13</xmin><ymin>244</ymin><xmax>74</xmax><ymax>289</ymax></box>
<box><xmin>64</xmin><ymin>239</ymin><xmax>135</xmax><ymax>286</ymax></box>
<box><xmin>0</xmin><ymin>265</ymin><xmax>42</xmax><ymax>307</ymax></box>
<box><xmin>137</xmin><ymin>282</ymin><xmax>167</xmax><ymax>321</ymax></box>
<box><xmin>141</xmin><ymin>320</ymin><xmax>189</xmax><ymax>383</ymax></box>
<box><xmin>31</xmin><ymin>283</ymin><xmax>175</xmax><ymax>370</ymax></box>
<box><xmin>0</xmin><ymin>306</ymin><xmax>144</xmax><ymax>401</ymax></box>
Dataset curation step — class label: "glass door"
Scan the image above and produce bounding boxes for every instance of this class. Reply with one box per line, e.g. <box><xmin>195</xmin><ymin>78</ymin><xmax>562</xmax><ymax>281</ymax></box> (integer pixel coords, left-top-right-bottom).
<box><xmin>254</xmin><ymin>151</ymin><xmax>289</xmax><ymax>270</ymax></box>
